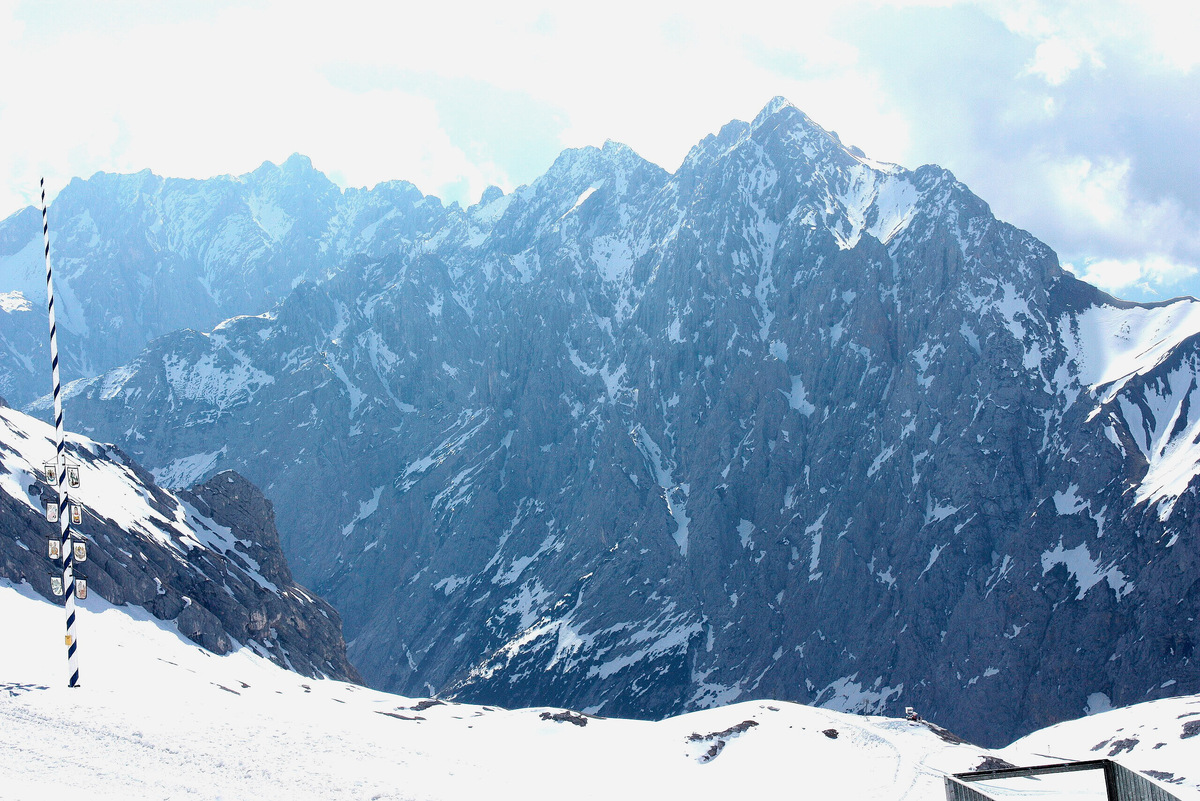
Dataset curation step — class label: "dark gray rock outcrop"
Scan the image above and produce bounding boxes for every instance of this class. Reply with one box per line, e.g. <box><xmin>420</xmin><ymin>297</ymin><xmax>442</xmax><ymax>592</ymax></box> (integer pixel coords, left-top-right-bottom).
<box><xmin>0</xmin><ymin>406</ymin><xmax>359</xmax><ymax>681</ymax></box>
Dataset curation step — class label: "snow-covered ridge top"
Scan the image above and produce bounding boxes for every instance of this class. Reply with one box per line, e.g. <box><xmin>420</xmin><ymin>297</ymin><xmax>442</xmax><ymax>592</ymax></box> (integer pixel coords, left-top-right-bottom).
<box><xmin>690</xmin><ymin>97</ymin><xmax>925</xmax><ymax>251</ymax></box>
<box><xmin>750</xmin><ymin>96</ymin><xmax>904</xmax><ymax>175</ymax></box>
<box><xmin>0</xmin><ymin>289</ymin><xmax>31</xmax><ymax>313</ymax></box>
<box><xmin>755</xmin><ymin>95</ymin><xmax>796</xmax><ymax>121</ymax></box>
<box><xmin>212</xmin><ymin>311</ymin><xmax>275</xmax><ymax>333</ymax></box>
<box><xmin>0</xmin><ymin>405</ymin><xmax>262</xmax><ymax>583</ymax></box>
<box><xmin>830</xmin><ymin>166</ymin><xmax>921</xmax><ymax>249</ymax></box>
<box><xmin>1062</xmin><ymin>297</ymin><xmax>1200</xmax><ymax>401</ymax></box>
<box><xmin>1054</xmin><ymin>296</ymin><xmax>1200</xmax><ymax>520</ymax></box>
<box><xmin>1003</xmin><ymin>692</ymin><xmax>1200</xmax><ymax>798</ymax></box>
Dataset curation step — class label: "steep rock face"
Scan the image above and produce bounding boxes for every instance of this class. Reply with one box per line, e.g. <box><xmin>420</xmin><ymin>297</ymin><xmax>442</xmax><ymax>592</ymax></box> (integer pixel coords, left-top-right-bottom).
<box><xmin>0</xmin><ymin>155</ymin><xmax>449</xmax><ymax>405</ymax></box>
<box><xmin>36</xmin><ymin>99</ymin><xmax>1200</xmax><ymax>746</ymax></box>
<box><xmin>181</xmin><ymin>471</ymin><xmax>295</xmax><ymax>589</ymax></box>
<box><xmin>0</xmin><ymin>403</ymin><xmax>359</xmax><ymax>681</ymax></box>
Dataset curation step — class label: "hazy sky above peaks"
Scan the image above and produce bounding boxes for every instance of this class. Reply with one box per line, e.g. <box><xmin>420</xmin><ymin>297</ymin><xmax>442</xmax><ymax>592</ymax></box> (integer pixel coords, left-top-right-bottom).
<box><xmin>2</xmin><ymin>0</ymin><xmax>1197</xmax><ymax>301</ymax></box>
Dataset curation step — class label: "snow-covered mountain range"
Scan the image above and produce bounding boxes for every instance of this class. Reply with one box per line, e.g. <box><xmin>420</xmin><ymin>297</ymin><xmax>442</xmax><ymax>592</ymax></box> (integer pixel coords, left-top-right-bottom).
<box><xmin>0</xmin><ymin>154</ymin><xmax>447</xmax><ymax>406</ymax></box>
<box><xmin>4</xmin><ymin>97</ymin><xmax>1200</xmax><ymax>746</ymax></box>
<box><xmin>2</xmin><ymin>579</ymin><xmax>1196</xmax><ymax>800</ymax></box>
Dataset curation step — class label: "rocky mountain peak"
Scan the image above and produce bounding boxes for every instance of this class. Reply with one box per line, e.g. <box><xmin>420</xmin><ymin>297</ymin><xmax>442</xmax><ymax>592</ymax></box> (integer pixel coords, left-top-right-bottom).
<box><xmin>477</xmin><ymin>184</ymin><xmax>506</xmax><ymax>207</ymax></box>
<box><xmin>749</xmin><ymin>95</ymin><xmax>830</xmax><ymax>141</ymax></box>
<box><xmin>754</xmin><ymin>94</ymin><xmax>797</xmax><ymax>120</ymax></box>
<box><xmin>537</xmin><ymin>139</ymin><xmax>663</xmax><ymax>197</ymax></box>
<box><xmin>746</xmin><ymin>96</ymin><xmax>870</xmax><ymax>172</ymax></box>
<box><xmin>243</xmin><ymin>153</ymin><xmax>335</xmax><ymax>197</ymax></box>
<box><xmin>178</xmin><ymin>470</ymin><xmax>294</xmax><ymax>588</ymax></box>
<box><xmin>281</xmin><ymin>152</ymin><xmax>315</xmax><ymax>173</ymax></box>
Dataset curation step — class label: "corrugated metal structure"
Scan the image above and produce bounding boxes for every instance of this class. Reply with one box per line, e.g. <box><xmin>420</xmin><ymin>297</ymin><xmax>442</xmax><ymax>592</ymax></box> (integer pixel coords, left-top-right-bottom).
<box><xmin>1109</xmin><ymin>762</ymin><xmax>1187</xmax><ymax>801</ymax></box>
<box><xmin>945</xmin><ymin>759</ymin><xmax>1185</xmax><ymax>801</ymax></box>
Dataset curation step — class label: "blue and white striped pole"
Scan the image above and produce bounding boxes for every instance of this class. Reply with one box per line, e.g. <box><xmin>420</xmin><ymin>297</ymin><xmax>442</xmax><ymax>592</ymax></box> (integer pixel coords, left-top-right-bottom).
<box><xmin>41</xmin><ymin>177</ymin><xmax>80</xmax><ymax>688</ymax></box>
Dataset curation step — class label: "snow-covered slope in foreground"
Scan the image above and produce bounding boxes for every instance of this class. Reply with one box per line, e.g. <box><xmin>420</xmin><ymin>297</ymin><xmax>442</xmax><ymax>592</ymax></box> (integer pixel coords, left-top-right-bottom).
<box><xmin>0</xmin><ymin>580</ymin><xmax>974</xmax><ymax>801</ymax></box>
<box><xmin>1003</xmin><ymin>693</ymin><xmax>1200</xmax><ymax>796</ymax></box>
<box><xmin>3</xmin><ymin>582</ymin><xmax>1196</xmax><ymax>800</ymax></box>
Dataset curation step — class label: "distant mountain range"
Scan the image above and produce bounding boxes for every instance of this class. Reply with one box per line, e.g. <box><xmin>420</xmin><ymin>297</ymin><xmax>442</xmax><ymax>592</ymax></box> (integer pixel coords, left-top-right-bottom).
<box><xmin>3</xmin><ymin>97</ymin><xmax>1199</xmax><ymax>746</ymax></box>
<box><xmin>0</xmin><ymin>154</ymin><xmax>445</xmax><ymax>406</ymax></box>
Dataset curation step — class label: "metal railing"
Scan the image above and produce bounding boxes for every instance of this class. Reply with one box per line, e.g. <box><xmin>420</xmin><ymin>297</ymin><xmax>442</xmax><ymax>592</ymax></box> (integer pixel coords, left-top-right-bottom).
<box><xmin>945</xmin><ymin>759</ymin><xmax>1185</xmax><ymax>801</ymax></box>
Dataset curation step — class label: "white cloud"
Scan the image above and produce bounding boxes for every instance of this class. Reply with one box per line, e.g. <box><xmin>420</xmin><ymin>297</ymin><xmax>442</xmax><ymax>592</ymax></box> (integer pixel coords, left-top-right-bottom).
<box><xmin>1139</xmin><ymin>1</ymin><xmax>1200</xmax><ymax>71</ymax></box>
<box><xmin>985</xmin><ymin>0</ymin><xmax>1196</xmax><ymax>74</ymax></box>
<box><xmin>0</xmin><ymin>0</ymin><xmax>913</xmax><ymax>213</ymax></box>
<box><xmin>1040</xmin><ymin>155</ymin><xmax>1199</xmax><ymax>260</ymax></box>
<box><xmin>955</xmin><ymin>149</ymin><xmax>1198</xmax><ymax>299</ymax></box>
<box><xmin>1064</xmin><ymin>256</ymin><xmax>1198</xmax><ymax>296</ymax></box>
<box><xmin>0</xmin><ymin>0</ymin><xmax>1196</xmax><ymax>304</ymax></box>
<box><xmin>1024</xmin><ymin>37</ymin><xmax>1090</xmax><ymax>85</ymax></box>
<box><xmin>0</xmin><ymin>2</ymin><xmax>517</xmax><ymax>211</ymax></box>
<box><xmin>1048</xmin><ymin>156</ymin><xmax>1130</xmax><ymax>229</ymax></box>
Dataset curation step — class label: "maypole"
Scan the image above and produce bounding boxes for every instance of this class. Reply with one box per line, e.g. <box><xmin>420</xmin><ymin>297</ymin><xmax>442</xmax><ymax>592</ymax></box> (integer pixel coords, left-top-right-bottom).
<box><xmin>41</xmin><ymin>177</ymin><xmax>80</xmax><ymax>688</ymax></box>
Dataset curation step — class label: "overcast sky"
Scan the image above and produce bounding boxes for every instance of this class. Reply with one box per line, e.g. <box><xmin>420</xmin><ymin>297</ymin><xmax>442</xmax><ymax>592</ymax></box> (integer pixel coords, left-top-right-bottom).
<box><xmin>2</xmin><ymin>0</ymin><xmax>1196</xmax><ymax>301</ymax></box>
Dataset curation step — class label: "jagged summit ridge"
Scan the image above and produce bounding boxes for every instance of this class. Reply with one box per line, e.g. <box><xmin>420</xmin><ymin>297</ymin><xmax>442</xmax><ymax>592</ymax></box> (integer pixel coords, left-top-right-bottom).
<box><xmin>0</xmin><ymin>155</ymin><xmax>451</xmax><ymax>406</ymax></box>
<box><xmin>1</xmin><ymin>99</ymin><xmax>912</xmax><ymax>409</ymax></box>
<box><xmin>755</xmin><ymin>94</ymin><xmax>798</xmax><ymax>120</ymax></box>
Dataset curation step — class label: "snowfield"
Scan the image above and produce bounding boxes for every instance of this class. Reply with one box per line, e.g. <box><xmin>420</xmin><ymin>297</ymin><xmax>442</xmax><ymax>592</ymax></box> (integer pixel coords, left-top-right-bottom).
<box><xmin>1</xmin><ymin>581</ymin><xmax>1196</xmax><ymax>800</ymax></box>
<box><xmin>1002</xmin><ymin>693</ymin><xmax>1200</xmax><ymax>796</ymax></box>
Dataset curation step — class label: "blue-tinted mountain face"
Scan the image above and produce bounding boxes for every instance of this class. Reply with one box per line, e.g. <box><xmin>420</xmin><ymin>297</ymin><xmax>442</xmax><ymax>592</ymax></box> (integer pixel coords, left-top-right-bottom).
<box><xmin>9</xmin><ymin>98</ymin><xmax>1200</xmax><ymax>746</ymax></box>
<box><xmin>0</xmin><ymin>154</ymin><xmax>447</xmax><ymax>406</ymax></box>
